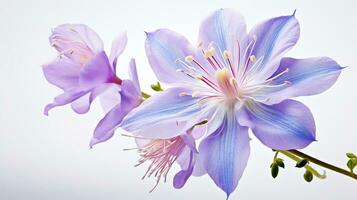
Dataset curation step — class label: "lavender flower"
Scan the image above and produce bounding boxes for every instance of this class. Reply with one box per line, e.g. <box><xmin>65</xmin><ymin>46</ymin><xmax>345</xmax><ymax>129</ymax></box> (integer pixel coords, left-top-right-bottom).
<box><xmin>43</xmin><ymin>24</ymin><xmax>141</xmax><ymax>147</ymax></box>
<box><xmin>121</xmin><ymin>9</ymin><xmax>342</xmax><ymax>197</ymax></box>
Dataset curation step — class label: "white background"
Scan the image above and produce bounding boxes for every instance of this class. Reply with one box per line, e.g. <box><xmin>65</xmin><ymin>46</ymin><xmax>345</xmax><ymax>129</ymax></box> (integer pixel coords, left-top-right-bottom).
<box><xmin>0</xmin><ymin>0</ymin><xmax>356</xmax><ymax>199</ymax></box>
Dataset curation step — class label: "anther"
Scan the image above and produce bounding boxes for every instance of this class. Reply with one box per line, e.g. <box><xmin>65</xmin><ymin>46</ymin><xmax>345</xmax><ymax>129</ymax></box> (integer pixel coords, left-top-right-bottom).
<box><xmin>249</xmin><ymin>55</ymin><xmax>256</xmax><ymax>62</ymax></box>
<box><xmin>223</xmin><ymin>50</ymin><xmax>230</xmax><ymax>59</ymax></box>
<box><xmin>185</xmin><ymin>55</ymin><xmax>194</xmax><ymax>62</ymax></box>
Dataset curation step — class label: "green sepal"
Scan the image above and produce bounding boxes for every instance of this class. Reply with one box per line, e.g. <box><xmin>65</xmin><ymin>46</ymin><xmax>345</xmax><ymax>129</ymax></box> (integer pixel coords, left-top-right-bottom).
<box><xmin>271</xmin><ymin>163</ymin><xmax>279</xmax><ymax>178</ymax></box>
<box><xmin>150</xmin><ymin>82</ymin><xmax>163</xmax><ymax>91</ymax></box>
<box><xmin>347</xmin><ymin>159</ymin><xmax>356</xmax><ymax>173</ymax></box>
<box><xmin>346</xmin><ymin>152</ymin><xmax>356</xmax><ymax>159</ymax></box>
<box><xmin>275</xmin><ymin>158</ymin><xmax>285</xmax><ymax>168</ymax></box>
<box><xmin>296</xmin><ymin>159</ymin><xmax>308</xmax><ymax>168</ymax></box>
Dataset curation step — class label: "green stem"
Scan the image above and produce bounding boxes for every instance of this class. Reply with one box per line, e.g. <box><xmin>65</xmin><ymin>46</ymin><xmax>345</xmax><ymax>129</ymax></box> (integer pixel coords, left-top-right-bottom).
<box><xmin>288</xmin><ymin>150</ymin><xmax>357</xmax><ymax>180</ymax></box>
<box><xmin>279</xmin><ymin>150</ymin><xmax>326</xmax><ymax>179</ymax></box>
<box><xmin>273</xmin><ymin>151</ymin><xmax>279</xmax><ymax>162</ymax></box>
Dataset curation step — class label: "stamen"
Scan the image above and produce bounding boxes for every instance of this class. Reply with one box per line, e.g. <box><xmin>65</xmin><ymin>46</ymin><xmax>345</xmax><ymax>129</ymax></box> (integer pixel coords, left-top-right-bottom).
<box><xmin>176</xmin><ymin>69</ymin><xmax>196</xmax><ymax>79</ymax></box>
<box><xmin>223</xmin><ymin>50</ymin><xmax>236</xmax><ymax>78</ymax></box>
<box><xmin>239</xmin><ymin>36</ymin><xmax>258</xmax><ymax>79</ymax></box>
<box><xmin>133</xmin><ymin>137</ymin><xmax>185</xmax><ymax>193</ymax></box>
<box><xmin>264</xmin><ymin>68</ymin><xmax>290</xmax><ymax>83</ymax></box>
<box><xmin>242</xmin><ymin>81</ymin><xmax>291</xmax><ymax>94</ymax></box>
<box><xmin>197</xmin><ymin>76</ymin><xmax>220</xmax><ymax>92</ymax></box>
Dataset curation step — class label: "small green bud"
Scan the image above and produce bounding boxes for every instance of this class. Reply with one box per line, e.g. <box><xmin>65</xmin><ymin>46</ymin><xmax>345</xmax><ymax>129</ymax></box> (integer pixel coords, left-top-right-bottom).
<box><xmin>346</xmin><ymin>152</ymin><xmax>356</xmax><ymax>159</ymax></box>
<box><xmin>271</xmin><ymin>163</ymin><xmax>279</xmax><ymax>178</ymax></box>
<box><xmin>296</xmin><ymin>159</ymin><xmax>308</xmax><ymax>168</ymax></box>
<box><xmin>304</xmin><ymin>170</ymin><xmax>313</xmax><ymax>182</ymax></box>
<box><xmin>347</xmin><ymin>159</ymin><xmax>356</xmax><ymax>173</ymax></box>
<box><xmin>275</xmin><ymin>158</ymin><xmax>285</xmax><ymax>168</ymax></box>
<box><xmin>150</xmin><ymin>82</ymin><xmax>163</xmax><ymax>91</ymax></box>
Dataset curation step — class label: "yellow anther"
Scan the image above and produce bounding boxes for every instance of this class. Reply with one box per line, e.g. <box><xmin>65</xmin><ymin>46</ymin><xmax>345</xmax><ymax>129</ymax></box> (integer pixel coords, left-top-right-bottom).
<box><xmin>249</xmin><ymin>55</ymin><xmax>256</xmax><ymax>62</ymax></box>
<box><xmin>195</xmin><ymin>76</ymin><xmax>204</xmax><ymax>80</ymax></box>
<box><xmin>204</xmin><ymin>46</ymin><xmax>215</xmax><ymax>58</ymax></box>
<box><xmin>223</xmin><ymin>50</ymin><xmax>230</xmax><ymax>59</ymax></box>
<box><xmin>185</xmin><ymin>55</ymin><xmax>194</xmax><ymax>62</ymax></box>
<box><xmin>215</xmin><ymin>68</ymin><xmax>230</xmax><ymax>81</ymax></box>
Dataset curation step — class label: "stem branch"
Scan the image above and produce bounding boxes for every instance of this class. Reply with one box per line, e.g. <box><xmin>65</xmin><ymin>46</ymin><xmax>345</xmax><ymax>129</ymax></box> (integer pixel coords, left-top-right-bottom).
<box><xmin>287</xmin><ymin>150</ymin><xmax>357</xmax><ymax>180</ymax></box>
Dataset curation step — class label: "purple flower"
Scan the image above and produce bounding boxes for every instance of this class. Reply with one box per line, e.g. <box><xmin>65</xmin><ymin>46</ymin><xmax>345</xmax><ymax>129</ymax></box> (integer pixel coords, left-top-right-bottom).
<box><xmin>42</xmin><ymin>24</ymin><xmax>141</xmax><ymax>147</ymax></box>
<box><xmin>121</xmin><ymin>9</ymin><xmax>342</xmax><ymax>197</ymax></box>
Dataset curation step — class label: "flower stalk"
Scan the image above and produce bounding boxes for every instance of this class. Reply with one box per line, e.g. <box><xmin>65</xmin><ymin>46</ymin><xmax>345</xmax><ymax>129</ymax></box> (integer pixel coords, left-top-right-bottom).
<box><xmin>280</xmin><ymin>150</ymin><xmax>357</xmax><ymax>180</ymax></box>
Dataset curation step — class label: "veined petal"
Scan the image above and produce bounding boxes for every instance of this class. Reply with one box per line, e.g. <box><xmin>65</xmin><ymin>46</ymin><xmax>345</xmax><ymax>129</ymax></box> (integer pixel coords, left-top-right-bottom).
<box><xmin>79</xmin><ymin>51</ymin><xmax>114</xmax><ymax>90</ymax></box>
<box><xmin>145</xmin><ymin>29</ymin><xmax>198</xmax><ymax>84</ymax></box>
<box><xmin>50</xmin><ymin>24</ymin><xmax>104</xmax><ymax>64</ymax></box>
<box><xmin>239</xmin><ymin>99</ymin><xmax>316</xmax><ymax>150</ymax></box>
<box><xmin>265</xmin><ymin>57</ymin><xmax>343</xmax><ymax>104</ymax></box>
<box><xmin>198</xmin><ymin>8</ymin><xmax>248</xmax><ymax>67</ymax></box>
<box><xmin>248</xmin><ymin>12</ymin><xmax>300</xmax><ymax>81</ymax></box>
<box><xmin>199</xmin><ymin>112</ymin><xmax>250</xmax><ymax>198</ymax></box>
<box><xmin>90</xmin><ymin>80</ymin><xmax>140</xmax><ymax>147</ymax></box>
<box><xmin>121</xmin><ymin>87</ymin><xmax>205</xmax><ymax>139</ymax></box>
<box><xmin>42</xmin><ymin>57</ymin><xmax>81</xmax><ymax>91</ymax></box>
<box><xmin>109</xmin><ymin>32</ymin><xmax>127</xmax><ymax>69</ymax></box>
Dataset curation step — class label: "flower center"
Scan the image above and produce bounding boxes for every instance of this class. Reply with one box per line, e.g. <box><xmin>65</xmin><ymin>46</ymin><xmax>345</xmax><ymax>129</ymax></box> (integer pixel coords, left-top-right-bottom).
<box><xmin>215</xmin><ymin>68</ymin><xmax>240</xmax><ymax>101</ymax></box>
<box><xmin>176</xmin><ymin>36</ymin><xmax>291</xmax><ymax>104</ymax></box>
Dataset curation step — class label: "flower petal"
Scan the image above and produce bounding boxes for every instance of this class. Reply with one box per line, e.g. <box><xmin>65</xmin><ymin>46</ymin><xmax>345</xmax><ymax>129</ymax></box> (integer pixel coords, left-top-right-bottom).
<box><xmin>145</xmin><ymin>29</ymin><xmax>198</xmax><ymax>84</ymax></box>
<box><xmin>44</xmin><ymin>89</ymin><xmax>88</xmax><ymax>115</ymax></box>
<box><xmin>248</xmin><ymin>12</ymin><xmax>300</xmax><ymax>81</ymax></box>
<box><xmin>198</xmin><ymin>8</ymin><xmax>248</xmax><ymax>66</ymax></box>
<box><xmin>79</xmin><ymin>51</ymin><xmax>114</xmax><ymax>90</ymax></box>
<box><xmin>239</xmin><ymin>99</ymin><xmax>316</xmax><ymax>150</ymax></box>
<box><xmin>100</xmin><ymin>84</ymin><xmax>121</xmax><ymax>113</ymax></box>
<box><xmin>121</xmin><ymin>87</ymin><xmax>205</xmax><ymax>139</ymax></box>
<box><xmin>50</xmin><ymin>24</ymin><xmax>104</xmax><ymax>64</ymax></box>
<box><xmin>42</xmin><ymin>57</ymin><xmax>81</xmax><ymax>91</ymax></box>
<box><xmin>173</xmin><ymin>150</ymin><xmax>194</xmax><ymax>189</ymax></box>
<box><xmin>71</xmin><ymin>83</ymin><xmax>113</xmax><ymax>114</ymax></box>
<box><xmin>265</xmin><ymin>57</ymin><xmax>343</xmax><ymax>104</ymax></box>
<box><xmin>109</xmin><ymin>32</ymin><xmax>127</xmax><ymax>69</ymax></box>
<box><xmin>199</xmin><ymin>112</ymin><xmax>250</xmax><ymax>198</ymax></box>
<box><xmin>128</xmin><ymin>58</ymin><xmax>141</xmax><ymax>92</ymax></box>
<box><xmin>90</xmin><ymin>80</ymin><xmax>140</xmax><ymax>147</ymax></box>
